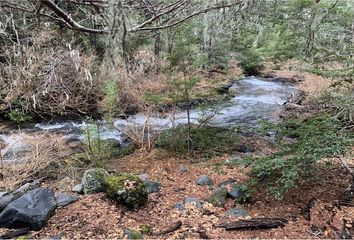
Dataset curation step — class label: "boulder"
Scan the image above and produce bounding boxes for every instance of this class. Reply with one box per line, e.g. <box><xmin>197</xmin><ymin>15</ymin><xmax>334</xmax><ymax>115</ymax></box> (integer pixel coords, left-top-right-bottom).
<box><xmin>82</xmin><ymin>168</ymin><xmax>109</xmax><ymax>194</ymax></box>
<box><xmin>55</xmin><ymin>193</ymin><xmax>79</xmax><ymax>207</ymax></box>
<box><xmin>178</xmin><ymin>165</ymin><xmax>188</xmax><ymax>174</ymax></box>
<box><xmin>0</xmin><ymin>188</ymin><xmax>56</xmax><ymax>230</ymax></box>
<box><xmin>207</xmin><ymin>187</ymin><xmax>228</xmax><ymax>207</ymax></box>
<box><xmin>104</xmin><ymin>174</ymin><xmax>148</xmax><ymax>209</ymax></box>
<box><xmin>176</xmin><ymin>197</ymin><xmax>203</xmax><ymax>211</ymax></box>
<box><xmin>0</xmin><ymin>192</ymin><xmax>14</xmax><ymax>212</ymax></box>
<box><xmin>235</xmin><ymin>144</ymin><xmax>254</xmax><ymax>153</ymax></box>
<box><xmin>143</xmin><ymin>180</ymin><xmax>161</xmax><ymax>193</ymax></box>
<box><xmin>228</xmin><ymin>184</ymin><xmax>244</xmax><ymax>201</ymax></box>
<box><xmin>196</xmin><ymin>175</ymin><xmax>213</xmax><ymax>186</ymax></box>
<box><xmin>224</xmin><ymin>207</ymin><xmax>250</xmax><ymax>218</ymax></box>
<box><xmin>72</xmin><ymin>184</ymin><xmax>83</xmax><ymax>194</ymax></box>
<box><xmin>184</xmin><ymin>197</ymin><xmax>202</xmax><ymax>208</ymax></box>
<box><xmin>12</xmin><ymin>180</ymin><xmax>39</xmax><ymax>199</ymax></box>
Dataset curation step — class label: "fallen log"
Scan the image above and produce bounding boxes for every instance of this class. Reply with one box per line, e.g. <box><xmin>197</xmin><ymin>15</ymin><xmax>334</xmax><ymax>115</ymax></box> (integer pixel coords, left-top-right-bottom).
<box><xmin>216</xmin><ymin>218</ymin><xmax>288</xmax><ymax>231</ymax></box>
<box><xmin>0</xmin><ymin>228</ymin><xmax>29</xmax><ymax>239</ymax></box>
<box><xmin>155</xmin><ymin>220</ymin><xmax>182</xmax><ymax>236</ymax></box>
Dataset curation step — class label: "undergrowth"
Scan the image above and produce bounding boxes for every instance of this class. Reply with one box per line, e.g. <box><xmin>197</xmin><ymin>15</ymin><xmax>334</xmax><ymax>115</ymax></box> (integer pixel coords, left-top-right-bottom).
<box><xmin>156</xmin><ymin>125</ymin><xmax>238</xmax><ymax>159</ymax></box>
<box><xmin>243</xmin><ymin>113</ymin><xmax>352</xmax><ymax>200</ymax></box>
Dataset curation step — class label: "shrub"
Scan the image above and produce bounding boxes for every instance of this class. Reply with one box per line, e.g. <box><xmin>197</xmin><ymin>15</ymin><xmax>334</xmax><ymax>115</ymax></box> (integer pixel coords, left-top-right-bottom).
<box><xmin>239</xmin><ymin>48</ymin><xmax>264</xmax><ymax>76</ymax></box>
<box><xmin>156</xmin><ymin>125</ymin><xmax>238</xmax><ymax>159</ymax></box>
<box><xmin>245</xmin><ymin>114</ymin><xmax>352</xmax><ymax>199</ymax></box>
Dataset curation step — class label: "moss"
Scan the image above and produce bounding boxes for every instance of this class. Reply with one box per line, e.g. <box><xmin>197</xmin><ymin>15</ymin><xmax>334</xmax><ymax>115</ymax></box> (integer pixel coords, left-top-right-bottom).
<box><xmin>125</xmin><ymin>229</ymin><xmax>143</xmax><ymax>239</ymax></box>
<box><xmin>139</xmin><ymin>225</ymin><xmax>151</xmax><ymax>235</ymax></box>
<box><xmin>104</xmin><ymin>174</ymin><xmax>148</xmax><ymax>209</ymax></box>
<box><xmin>82</xmin><ymin>168</ymin><xmax>109</xmax><ymax>194</ymax></box>
<box><xmin>207</xmin><ymin>187</ymin><xmax>228</xmax><ymax>207</ymax></box>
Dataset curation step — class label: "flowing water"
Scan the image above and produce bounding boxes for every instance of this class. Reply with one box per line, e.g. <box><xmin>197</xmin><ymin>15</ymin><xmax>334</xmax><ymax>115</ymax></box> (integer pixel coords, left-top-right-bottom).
<box><xmin>0</xmin><ymin>77</ymin><xmax>296</xmax><ymax>162</ymax></box>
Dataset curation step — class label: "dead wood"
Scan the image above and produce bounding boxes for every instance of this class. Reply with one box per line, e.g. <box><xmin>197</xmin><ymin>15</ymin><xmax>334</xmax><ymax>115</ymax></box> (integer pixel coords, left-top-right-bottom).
<box><xmin>215</xmin><ymin>218</ymin><xmax>288</xmax><ymax>231</ymax></box>
<box><xmin>155</xmin><ymin>220</ymin><xmax>182</xmax><ymax>236</ymax></box>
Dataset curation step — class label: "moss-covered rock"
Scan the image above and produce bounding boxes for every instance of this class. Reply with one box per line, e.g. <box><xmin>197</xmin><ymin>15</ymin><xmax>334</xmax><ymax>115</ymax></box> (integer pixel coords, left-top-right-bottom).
<box><xmin>82</xmin><ymin>168</ymin><xmax>109</xmax><ymax>194</ymax></box>
<box><xmin>207</xmin><ymin>187</ymin><xmax>227</xmax><ymax>207</ymax></box>
<box><xmin>124</xmin><ymin>229</ymin><xmax>143</xmax><ymax>239</ymax></box>
<box><xmin>104</xmin><ymin>174</ymin><xmax>148</xmax><ymax>209</ymax></box>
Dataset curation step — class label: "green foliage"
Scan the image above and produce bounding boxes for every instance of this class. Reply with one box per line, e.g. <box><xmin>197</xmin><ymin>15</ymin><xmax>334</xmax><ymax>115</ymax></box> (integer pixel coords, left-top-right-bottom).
<box><xmin>246</xmin><ymin>114</ymin><xmax>352</xmax><ymax>199</ymax></box>
<box><xmin>7</xmin><ymin>109</ymin><xmax>32</xmax><ymax>123</ymax></box>
<box><xmin>156</xmin><ymin>125</ymin><xmax>238</xmax><ymax>158</ymax></box>
<box><xmin>80</xmin><ymin>122</ymin><xmax>116</xmax><ymax>167</ymax></box>
<box><xmin>239</xmin><ymin>48</ymin><xmax>264</xmax><ymax>75</ymax></box>
<box><xmin>102</xmin><ymin>80</ymin><xmax>118</xmax><ymax>122</ymax></box>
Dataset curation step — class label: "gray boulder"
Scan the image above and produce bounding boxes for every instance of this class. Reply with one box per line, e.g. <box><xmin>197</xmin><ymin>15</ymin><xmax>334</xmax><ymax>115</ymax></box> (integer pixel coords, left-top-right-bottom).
<box><xmin>228</xmin><ymin>184</ymin><xmax>244</xmax><ymax>201</ymax></box>
<box><xmin>0</xmin><ymin>188</ymin><xmax>57</xmax><ymax>230</ymax></box>
<box><xmin>143</xmin><ymin>180</ymin><xmax>161</xmax><ymax>193</ymax></box>
<box><xmin>82</xmin><ymin>168</ymin><xmax>109</xmax><ymax>194</ymax></box>
<box><xmin>72</xmin><ymin>184</ymin><xmax>83</xmax><ymax>194</ymax></box>
<box><xmin>207</xmin><ymin>187</ymin><xmax>228</xmax><ymax>207</ymax></box>
<box><xmin>0</xmin><ymin>192</ymin><xmax>14</xmax><ymax>212</ymax></box>
<box><xmin>196</xmin><ymin>175</ymin><xmax>212</xmax><ymax>186</ymax></box>
<box><xmin>55</xmin><ymin>193</ymin><xmax>79</xmax><ymax>207</ymax></box>
<box><xmin>224</xmin><ymin>207</ymin><xmax>249</xmax><ymax>218</ymax></box>
<box><xmin>176</xmin><ymin>197</ymin><xmax>203</xmax><ymax>211</ymax></box>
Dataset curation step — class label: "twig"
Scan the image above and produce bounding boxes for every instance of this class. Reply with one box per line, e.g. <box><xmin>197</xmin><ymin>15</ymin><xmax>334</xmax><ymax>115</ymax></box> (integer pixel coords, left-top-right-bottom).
<box><xmin>155</xmin><ymin>220</ymin><xmax>182</xmax><ymax>236</ymax></box>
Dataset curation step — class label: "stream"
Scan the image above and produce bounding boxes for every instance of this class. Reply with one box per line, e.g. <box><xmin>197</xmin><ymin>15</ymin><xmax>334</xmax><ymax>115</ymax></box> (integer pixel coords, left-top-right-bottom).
<box><xmin>0</xmin><ymin>76</ymin><xmax>296</xmax><ymax>162</ymax></box>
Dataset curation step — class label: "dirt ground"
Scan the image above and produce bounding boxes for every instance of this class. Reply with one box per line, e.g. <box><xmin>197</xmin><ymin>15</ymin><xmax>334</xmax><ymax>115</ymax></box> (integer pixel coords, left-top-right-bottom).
<box><xmin>3</xmin><ymin>141</ymin><xmax>347</xmax><ymax>239</ymax></box>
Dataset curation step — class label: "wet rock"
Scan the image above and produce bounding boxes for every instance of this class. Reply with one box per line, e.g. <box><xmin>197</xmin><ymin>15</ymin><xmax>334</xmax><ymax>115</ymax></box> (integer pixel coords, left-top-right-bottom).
<box><xmin>196</xmin><ymin>175</ymin><xmax>212</xmax><ymax>186</ymax></box>
<box><xmin>207</xmin><ymin>187</ymin><xmax>228</xmax><ymax>207</ymax></box>
<box><xmin>82</xmin><ymin>168</ymin><xmax>109</xmax><ymax>194</ymax></box>
<box><xmin>143</xmin><ymin>180</ymin><xmax>161</xmax><ymax>193</ymax></box>
<box><xmin>55</xmin><ymin>193</ymin><xmax>79</xmax><ymax>207</ymax></box>
<box><xmin>105</xmin><ymin>174</ymin><xmax>148</xmax><ymax>209</ymax></box>
<box><xmin>224</xmin><ymin>208</ymin><xmax>249</xmax><ymax>218</ymax></box>
<box><xmin>178</xmin><ymin>165</ymin><xmax>188</xmax><ymax>174</ymax></box>
<box><xmin>0</xmin><ymin>192</ymin><xmax>13</xmax><ymax>212</ymax></box>
<box><xmin>0</xmin><ymin>188</ymin><xmax>56</xmax><ymax>230</ymax></box>
<box><xmin>124</xmin><ymin>229</ymin><xmax>143</xmax><ymax>239</ymax></box>
<box><xmin>72</xmin><ymin>184</ymin><xmax>83</xmax><ymax>194</ymax></box>
<box><xmin>184</xmin><ymin>197</ymin><xmax>202</xmax><ymax>209</ymax></box>
<box><xmin>12</xmin><ymin>180</ymin><xmax>39</xmax><ymax>199</ymax></box>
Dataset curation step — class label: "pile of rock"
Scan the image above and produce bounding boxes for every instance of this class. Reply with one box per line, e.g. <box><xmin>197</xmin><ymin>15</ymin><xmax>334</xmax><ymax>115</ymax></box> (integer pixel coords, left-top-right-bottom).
<box><xmin>0</xmin><ymin>181</ymin><xmax>79</xmax><ymax>231</ymax></box>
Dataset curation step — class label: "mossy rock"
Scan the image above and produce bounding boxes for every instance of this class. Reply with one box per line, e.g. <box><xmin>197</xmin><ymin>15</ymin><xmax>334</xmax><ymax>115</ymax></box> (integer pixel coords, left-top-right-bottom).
<box><xmin>104</xmin><ymin>174</ymin><xmax>148</xmax><ymax>209</ymax></box>
<box><xmin>82</xmin><ymin>168</ymin><xmax>109</xmax><ymax>194</ymax></box>
<box><xmin>207</xmin><ymin>187</ymin><xmax>228</xmax><ymax>207</ymax></box>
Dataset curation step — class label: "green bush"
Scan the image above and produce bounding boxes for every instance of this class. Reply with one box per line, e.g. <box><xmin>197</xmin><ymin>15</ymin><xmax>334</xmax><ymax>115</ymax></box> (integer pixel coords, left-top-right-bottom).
<box><xmin>156</xmin><ymin>125</ymin><xmax>238</xmax><ymax>158</ymax></box>
<box><xmin>239</xmin><ymin>48</ymin><xmax>264</xmax><ymax>76</ymax></box>
<box><xmin>7</xmin><ymin>109</ymin><xmax>32</xmax><ymax>123</ymax></box>
<box><xmin>244</xmin><ymin>114</ymin><xmax>352</xmax><ymax>199</ymax></box>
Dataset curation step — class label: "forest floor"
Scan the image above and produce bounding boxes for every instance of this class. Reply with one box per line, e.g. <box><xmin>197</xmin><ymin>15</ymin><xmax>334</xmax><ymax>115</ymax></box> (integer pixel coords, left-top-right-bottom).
<box><xmin>4</xmin><ymin>131</ymin><xmax>349</xmax><ymax>239</ymax></box>
<box><xmin>31</xmin><ymin>147</ymin><xmax>353</xmax><ymax>239</ymax></box>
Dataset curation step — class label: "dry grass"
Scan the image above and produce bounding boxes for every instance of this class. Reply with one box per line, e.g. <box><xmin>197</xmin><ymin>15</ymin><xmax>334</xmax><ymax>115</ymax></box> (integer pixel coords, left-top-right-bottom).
<box><xmin>0</xmin><ymin>132</ymin><xmax>70</xmax><ymax>190</ymax></box>
<box><xmin>0</xmin><ymin>29</ymin><xmax>101</xmax><ymax>117</ymax></box>
<box><xmin>263</xmin><ymin>60</ymin><xmax>333</xmax><ymax>98</ymax></box>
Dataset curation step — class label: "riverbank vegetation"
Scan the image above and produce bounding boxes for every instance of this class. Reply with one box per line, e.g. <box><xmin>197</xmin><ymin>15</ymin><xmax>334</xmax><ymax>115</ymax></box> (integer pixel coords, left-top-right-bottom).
<box><xmin>0</xmin><ymin>0</ymin><xmax>354</xmax><ymax>239</ymax></box>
